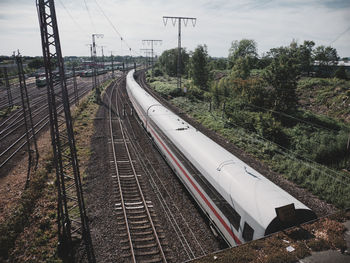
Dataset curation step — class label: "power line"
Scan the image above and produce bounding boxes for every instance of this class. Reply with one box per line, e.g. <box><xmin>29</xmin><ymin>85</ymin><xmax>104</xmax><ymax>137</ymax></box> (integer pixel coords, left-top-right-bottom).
<box><xmin>93</xmin><ymin>0</ymin><xmax>141</xmax><ymax>56</ymax></box>
<box><xmin>207</xmin><ymin>108</ymin><xmax>350</xmax><ymax>186</ymax></box>
<box><xmin>244</xmin><ymin>102</ymin><xmax>346</xmax><ymax>133</ymax></box>
<box><xmin>57</xmin><ymin>0</ymin><xmax>89</xmax><ymax>37</ymax></box>
<box><xmin>329</xmin><ymin>26</ymin><xmax>350</xmax><ymax>45</ymax></box>
<box><xmin>83</xmin><ymin>0</ymin><xmax>96</xmax><ymax>33</ymax></box>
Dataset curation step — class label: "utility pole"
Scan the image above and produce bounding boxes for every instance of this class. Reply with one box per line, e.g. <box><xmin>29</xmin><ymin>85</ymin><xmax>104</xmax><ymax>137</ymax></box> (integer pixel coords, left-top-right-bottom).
<box><xmin>3</xmin><ymin>67</ymin><xmax>13</xmax><ymax>108</ymax></box>
<box><xmin>72</xmin><ymin>65</ymin><xmax>78</xmax><ymax>105</ymax></box>
<box><xmin>92</xmin><ymin>33</ymin><xmax>103</xmax><ymax>102</ymax></box>
<box><xmin>86</xmin><ymin>44</ymin><xmax>93</xmax><ymax>70</ymax></box>
<box><xmin>36</xmin><ymin>1</ymin><xmax>95</xmax><ymax>262</ymax></box>
<box><xmin>100</xmin><ymin>45</ymin><xmax>106</xmax><ymax>69</ymax></box>
<box><xmin>15</xmin><ymin>50</ymin><xmax>39</xmax><ymax>189</ymax></box>
<box><xmin>140</xmin><ymin>48</ymin><xmax>152</xmax><ymax>68</ymax></box>
<box><xmin>110</xmin><ymin>51</ymin><xmax>115</xmax><ymax>78</ymax></box>
<box><xmin>142</xmin><ymin>40</ymin><xmax>162</xmax><ymax>74</ymax></box>
<box><xmin>163</xmin><ymin>16</ymin><xmax>196</xmax><ymax>90</ymax></box>
<box><xmin>129</xmin><ymin>47</ymin><xmax>133</xmax><ymax>71</ymax></box>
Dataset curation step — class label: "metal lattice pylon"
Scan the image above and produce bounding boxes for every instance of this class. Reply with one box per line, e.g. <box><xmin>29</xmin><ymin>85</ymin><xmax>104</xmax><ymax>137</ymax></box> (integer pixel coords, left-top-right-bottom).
<box><xmin>36</xmin><ymin>0</ymin><xmax>95</xmax><ymax>262</ymax></box>
<box><xmin>15</xmin><ymin>52</ymin><xmax>39</xmax><ymax>189</ymax></box>
<box><xmin>3</xmin><ymin>67</ymin><xmax>13</xmax><ymax>108</ymax></box>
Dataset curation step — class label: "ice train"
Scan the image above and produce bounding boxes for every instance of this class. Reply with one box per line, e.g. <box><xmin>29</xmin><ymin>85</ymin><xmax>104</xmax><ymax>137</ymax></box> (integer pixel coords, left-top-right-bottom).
<box><xmin>126</xmin><ymin>70</ymin><xmax>317</xmax><ymax>246</ymax></box>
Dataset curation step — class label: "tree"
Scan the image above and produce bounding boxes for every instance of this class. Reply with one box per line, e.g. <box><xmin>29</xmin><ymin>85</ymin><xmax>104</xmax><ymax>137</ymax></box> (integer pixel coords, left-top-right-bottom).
<box><xmin>218</xmin><ymin>77</ymin><xmax>230</xmax><ymax>115</ymax></box>
<box><xmin>189</xmin><ymin>45</ymin><xmax>210</xmax><ymax>90</ymax></box>
<box><xmin>263</xmin><ymin>46</ymin><xmax>299</xmax><ymax>112</ymax></box>
<box><xmin>228</xmin><ymin>39</ymin><xmax>258</xmax><ymax>69</ymax></box>
<box><xmin>28</xmin><ymin>57</ymin><xmax>44</xmax><ymax>69</ymax></box>
<box><xmin>158</xmin><ymin>48</ymin><xmax>189</xmax><ymax>77</ymax></box>
<box><xmin>298</xmin><ymin>40</ymin><xmax>315</xmax><ymax>76</ymax></box>
<box><xmin>208</xmin><ymin>57</ymin><xmax>227</xmax><ymax>70</ymax></box>
<box><xmin>231</xmin><ymin>57</ymin><xmax>252</xmax><ymax>79</ymax></box>
<box><xmin>257</xmin><ymin>53</ymin><xmax>273</xmax><ymax>69</ymax></box>
<box><xmin>334</xmin><ymin>66</ymin><xmax>347</xmax><ymax>79</ymax></box>
<box><xmin>211</xmin><ymin>82</ymin><xmax>221</xmax><ymax>108</ymax></box>
<box><xmin>313</xmin><ymin>45</ymin><xmax>339</xmax><ymax>77</ymax></box>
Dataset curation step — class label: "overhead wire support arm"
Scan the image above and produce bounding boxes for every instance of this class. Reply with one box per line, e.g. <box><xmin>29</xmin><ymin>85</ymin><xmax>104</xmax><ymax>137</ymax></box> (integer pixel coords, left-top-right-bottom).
<box><xmin>142</xmin><ymin>40</ymin><xmax>162</xmax><ymax>74</ymax></box>
<box><xmin>140</xmin><ymin>48</ymin><xmax>153</xmax><ymax>68</ymax></box>
<box><xmin>162</xmin><ymin>16</ymin><xmax>197</xmax><ymax>91</ymax></box>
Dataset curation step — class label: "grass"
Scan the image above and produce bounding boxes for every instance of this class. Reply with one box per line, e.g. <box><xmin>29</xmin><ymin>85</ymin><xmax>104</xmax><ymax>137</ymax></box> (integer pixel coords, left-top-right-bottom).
<box><xmin>0</xmin><ymin>105</ymin><xmax>20</xmax><ymax>119</ymax></box>
<box><xmin>0</xmin><ymin>154</ymin><xmax>59</xmax><ymax>261</ymax></box>
<box><xmin>149</xmin><ymin>77</ymin><xmax>350</xmax><ymax>209</ymax></box>
<box><xmin>297</xmin><ymin>77</ymin><xmax>350</xmax><ymax>122</ymax></box>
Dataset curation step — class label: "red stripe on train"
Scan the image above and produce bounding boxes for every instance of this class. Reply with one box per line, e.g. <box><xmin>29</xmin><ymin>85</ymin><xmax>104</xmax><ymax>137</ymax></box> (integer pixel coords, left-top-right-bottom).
<box><xmin>127</xmin><ymin>88</ymin><xmax>242</xmax><ymax>245</ymax></box>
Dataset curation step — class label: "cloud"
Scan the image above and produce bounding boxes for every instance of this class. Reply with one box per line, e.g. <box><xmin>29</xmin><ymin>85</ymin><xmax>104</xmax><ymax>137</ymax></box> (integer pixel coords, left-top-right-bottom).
<box><xmin>0</xmin><ymin>0</ymin><xmax>349</xmax><ymax>57</ymax></box>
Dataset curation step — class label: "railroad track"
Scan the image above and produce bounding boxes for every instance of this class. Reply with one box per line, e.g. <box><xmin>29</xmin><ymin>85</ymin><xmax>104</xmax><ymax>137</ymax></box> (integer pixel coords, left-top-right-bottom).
<box><xmin>107</xmin><ymin>77</ymin><xmax>168</xmax><ymax>263</ymax></box>
<box><xmin>115</xmin><ymin>76</ymin><xmax>207</xmax><ymax>261</ymax></box>
<box><xmin>0</xmin><ymin>74</ymin><xmax>110</xmax><ymax>173</ymax></box>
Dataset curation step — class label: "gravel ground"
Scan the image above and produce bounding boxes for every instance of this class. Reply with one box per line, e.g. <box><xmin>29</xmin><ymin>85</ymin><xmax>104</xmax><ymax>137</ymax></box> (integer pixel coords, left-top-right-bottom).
<box><xmin>85</xmin><ymin>77</ymin><xmax>222</xmax><ymax>263</ymax></box>
<box><xmin>83</xmin><ymin>87</ymin><xmax>122</xmax><ymax>262</ymax></box>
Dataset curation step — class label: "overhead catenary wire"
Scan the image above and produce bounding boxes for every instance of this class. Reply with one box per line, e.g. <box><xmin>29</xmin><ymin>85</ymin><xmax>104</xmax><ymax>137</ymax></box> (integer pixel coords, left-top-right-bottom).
<box><xmin>83</xmin><ymin>0</ymin><xmax>96</xmax><ymax>33</ymax></box>
<box><xmin>205</xmin><ymin>105</ymin><xmax>350</xmax><ymax>186</ymax></box>
<box><xmin>329</xmin><ymin>25</ymin><xmax>350</xmax><ymax>45</ymax></box>
<box><xmin>243</xmin><ymin>102</ymin><xmax>347</xmax><ymax>133</ymax></box>
<box><xmin>93</xmin><ymin>0</ymin><xmax>141</xmax><ymax>57</ymax></box>
<box><xmin>57</xmin><ymin>0</ymin><xmax>90</xmax><ymax>38</ymax></box>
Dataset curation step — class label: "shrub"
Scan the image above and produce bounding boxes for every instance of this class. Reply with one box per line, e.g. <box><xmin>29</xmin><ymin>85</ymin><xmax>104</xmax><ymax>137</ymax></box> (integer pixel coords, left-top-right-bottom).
<box><xmin>187</xmin><ymin>85</ymin><xmax>204</xmax><ymax>101</ymax></box>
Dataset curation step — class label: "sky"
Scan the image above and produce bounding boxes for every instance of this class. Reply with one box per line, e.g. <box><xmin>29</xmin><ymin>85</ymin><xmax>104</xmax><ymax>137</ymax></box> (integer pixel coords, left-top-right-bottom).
<box><xmin>0</xmin><ymin>0</ymin><xmax>349</xmax><ymax>58</ymax></box>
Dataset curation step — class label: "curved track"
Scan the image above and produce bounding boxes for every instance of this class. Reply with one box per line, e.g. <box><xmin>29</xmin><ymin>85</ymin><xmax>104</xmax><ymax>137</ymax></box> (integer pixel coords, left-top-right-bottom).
<box><xmin>108</xmin><ymin>78</ymin><xmax>168</xmax><ymax>263</ymax></box>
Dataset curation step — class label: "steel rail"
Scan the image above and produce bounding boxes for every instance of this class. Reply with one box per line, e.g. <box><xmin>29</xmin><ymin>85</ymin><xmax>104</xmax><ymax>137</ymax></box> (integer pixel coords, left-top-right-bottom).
<box><xmin>108</xmin><ymin>76</ymin><xmax>167</xmax><ymax>263</ymax></box>
<box><xmin>0</xmin><ymin>81</ymin><xmax>91</xmax><ymax>140</ymax></box>
<box><xmin>0</xmin><ymin>77</ymin><xmax>95</xmax><ymax>170</ymax></box>
<box><xmin>117</xmin><ymin>81</ymin><xmax>204</xmax><ymax>259</ymax></box>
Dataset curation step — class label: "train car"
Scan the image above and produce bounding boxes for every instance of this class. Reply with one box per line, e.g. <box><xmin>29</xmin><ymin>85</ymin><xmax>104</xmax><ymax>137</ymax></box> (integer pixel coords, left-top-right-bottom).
<box><xmin>81</xmin><ymin>70</ymin><xmax>93</xmax><ymax>77</ymax></box>
<box><xmin>36</xmin><ymin>76</ymin><xmax>47</xmax><ymax>87</ymax></box>
<box><xmin>126</xmin><ymin>70</ymin><xmax>317</xmax><ymax>247</ymax></box>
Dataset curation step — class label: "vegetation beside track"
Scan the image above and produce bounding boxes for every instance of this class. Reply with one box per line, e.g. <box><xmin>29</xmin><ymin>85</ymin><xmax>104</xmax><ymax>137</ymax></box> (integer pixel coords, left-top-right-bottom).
<box><xmin>0</xmin><ymin>105</ymin><xmax>20</xmax><ymax>119</ymax></box>
<box><xmin>297</xmin><ymin>77</ymin><xmax>350</xmax><ymax>122</ymax></box>
<box><xmin>147</xmin><ymin>74</ymin><xmax>350</xmax><ymax>209</ymax></box>
<box><xmin>0</xmin><ymin>79</ymin><xmax>113</xmax><ymax>262</ymax></box>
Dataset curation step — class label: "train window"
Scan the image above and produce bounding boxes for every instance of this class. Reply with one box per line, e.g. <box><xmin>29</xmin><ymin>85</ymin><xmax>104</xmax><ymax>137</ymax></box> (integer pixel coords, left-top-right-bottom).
<box><xmin>221</xmin><ymin>203</ymin><xmax>241</xmax><ymax>230</ymax></box>
<box><xmin>242</xmin><ymin>222</ymin><xmax>254</xmax><ymax>241</ymax></box>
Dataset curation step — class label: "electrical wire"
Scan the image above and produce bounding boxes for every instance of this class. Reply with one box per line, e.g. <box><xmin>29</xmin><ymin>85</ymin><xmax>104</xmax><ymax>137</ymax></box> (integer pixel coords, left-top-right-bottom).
<box><xmin>57</xmin><ymin>0</ymin><xmax>89</xmax><ymax>38</ymax></box>
<box><xmin>92</xmin><ymin>0</ymin><xmax>141</xmax><ymax>57</ymax></box>
<box><xmin>83</xmin><ymin>0</ymin><xmax>96</xmax><ymax>33</ymax></box>
<box><xmin>207</xmin><ymin>108</ymin><xmax>350</xmax><ymax>186</ymax></box>
<box><xmin>138</xmin><ymin>83</ymin><xmax>350</xmax><ymax>186</ymax></box>
<box><xmin>329</xmin><ymin>26</ymin><xmax>350</xmax><ymax>45</ymax></box>
<box><xmin>244</xmin><ymin>102</ymin><xmax>347</xmax><ymax>133</ymax></box>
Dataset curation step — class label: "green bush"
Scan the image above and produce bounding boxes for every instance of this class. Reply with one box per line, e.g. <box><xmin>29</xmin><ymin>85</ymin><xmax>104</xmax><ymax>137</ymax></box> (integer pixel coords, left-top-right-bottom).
<box><xmin>150</xmin><ymin>81</ymin><xmax>182</xmax><ymax>98</ymax></box>
<box><xmin>187</xmin><ymin>85</ymin><xmax>204</xmax><ymax>101</ymax></box>
<box><xmin>153</xmin><ymin>67</ymin><xmax>163</xmax><ymax>77</ymax></box>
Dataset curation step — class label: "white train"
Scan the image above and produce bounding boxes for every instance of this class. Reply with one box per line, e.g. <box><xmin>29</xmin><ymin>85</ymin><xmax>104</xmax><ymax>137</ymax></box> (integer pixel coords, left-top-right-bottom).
<box><xmin>126</xmin><ymin>70</ymin><xmax>316</xmax><ymax>246</ymax></box>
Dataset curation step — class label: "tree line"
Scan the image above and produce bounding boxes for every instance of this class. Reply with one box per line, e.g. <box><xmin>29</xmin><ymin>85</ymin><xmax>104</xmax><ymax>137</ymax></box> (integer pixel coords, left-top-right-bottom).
<box><xmin>154</xmin><ymin>39</ymin><xmax>346</xmax><ymax>115</ymax></box>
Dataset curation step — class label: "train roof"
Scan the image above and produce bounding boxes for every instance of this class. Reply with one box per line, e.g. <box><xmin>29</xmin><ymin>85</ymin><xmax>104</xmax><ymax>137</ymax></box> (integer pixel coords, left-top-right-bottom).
<box><xmin>127</xmin><ymin>70</ymin><xmax>311</xmax><ymax>229</ymax></box>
